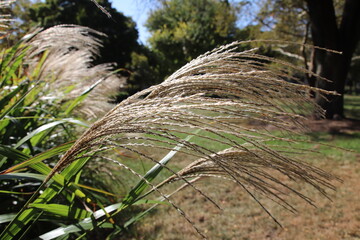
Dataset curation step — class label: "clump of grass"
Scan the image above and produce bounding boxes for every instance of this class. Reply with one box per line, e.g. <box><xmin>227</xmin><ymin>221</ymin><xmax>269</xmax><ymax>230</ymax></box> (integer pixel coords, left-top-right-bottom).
<box><xmin>0</xmin><ymin>20</ymin><xmax>127</xmax><ymax>239</ymax></box>
<box><xmin>0</xmin><ymin>3</ymin><xmax>342</xmax><ymax>238</ymax></box>
<box><xmin>42</xmin><ymin>41</ymin><xmax>339</xmax><ymax>237</ymax></box>
<box><xmin>26</xmin><ymin>25</ymin><xmax>126</xmax><ymax>119</ymax></box>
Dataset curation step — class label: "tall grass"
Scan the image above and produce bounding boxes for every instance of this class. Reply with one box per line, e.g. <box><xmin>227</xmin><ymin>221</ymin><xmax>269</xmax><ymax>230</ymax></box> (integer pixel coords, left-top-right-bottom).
<box><xmin>0</xmin><ymin>19</ymin><xmax>125</xmax><ymax>239</ymax></box>
<box><xmin>0</xmin><ymin>2</ymin><xmax>340</xmax><ymax>239</ymax></box>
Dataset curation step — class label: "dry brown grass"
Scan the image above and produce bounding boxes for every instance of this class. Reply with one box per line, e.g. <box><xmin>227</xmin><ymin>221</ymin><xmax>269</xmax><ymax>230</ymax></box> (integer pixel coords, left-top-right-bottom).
<box><xmin>125</xmin><ymin>151</ymin><xmax>360</xmax><ymax>240</ymax></box>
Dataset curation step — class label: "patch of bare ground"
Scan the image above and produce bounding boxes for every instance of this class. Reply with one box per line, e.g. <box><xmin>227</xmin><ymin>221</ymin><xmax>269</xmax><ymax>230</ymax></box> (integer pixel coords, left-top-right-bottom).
<box><xmin>305</xmin><ymin>118</ymin><xmax>360</xmax><ymax>134</ymax></box>
<box><xmin>264</xmin><ymin>118</ymin><xmax>360</xmax><ymax>134</ymax></box>
<box><xmin>120</xmin><ymin>119</ymin><xmax>360</xmax><ymax>240</ymax></box>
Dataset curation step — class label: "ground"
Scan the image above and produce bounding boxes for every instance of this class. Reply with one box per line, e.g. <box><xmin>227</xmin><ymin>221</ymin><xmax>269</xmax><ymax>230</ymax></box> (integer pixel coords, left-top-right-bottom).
<box><xmin>300</xmin><ymin>118</ymin><xmax>360</xmax><ymax>134</ymax></box>
<box><xmin>119</xmin><ymin>116</ymin><xmax>360</xmax><ymax>240</ymax></box>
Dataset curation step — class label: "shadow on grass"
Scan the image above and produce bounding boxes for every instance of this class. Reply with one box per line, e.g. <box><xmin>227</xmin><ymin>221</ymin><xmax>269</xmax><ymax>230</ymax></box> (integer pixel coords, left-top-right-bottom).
<box><xmin>344</xmin><ymin>95</ymin><xmax>360</xmax><ymax>120</ymax></box>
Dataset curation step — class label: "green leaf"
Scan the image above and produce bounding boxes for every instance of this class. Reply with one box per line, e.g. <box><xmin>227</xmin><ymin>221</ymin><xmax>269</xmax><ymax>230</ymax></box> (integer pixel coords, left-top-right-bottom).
<box><xmin>40</xmin><ymin>222</ymin><xmax>114</xmax><ymax>240</ymax></box>
<box><xmin>1</xmin><ymin>141</ymin><xmax>74</xmax><ymax>174</ymax></box>
<box><xmin>0</xmin><ymin>214</ymin><xmax>17</xmax><ymax>224</ymax></box>
<box><xmin>132</xmin><ymin>199</ymin><xmax>169</xmax><ymax>206</ymax></box>
<box><xmin>75</xmin><ymin>183</ymin><xmax>117</xmax><ymax>197</ymax></box>
<box><xmin>123</xmin><ymin>203</ymin><xmax>158</xmax><ymax>229</ymax></box>
<box><xmin>0</xmin><ymin>145</ymin><xmax>29</xmax><ymax>165</ymax></box>
<box><xmin>64</xmin><ymin>70</ymin><xmax>121</xmax><ymax>116</ymax></box>
<box><xmin>0</xmin><ymin>82</ymin><xmax>27</xmax><ymax>110</ymax></box>
<box><xmin>0</xmin><ymin>81</ymin><xmax>36</xmax><ymax>120</ymax></box>
<box><xmin>2</xmin><ymin>49</ymin><xmax>27</xmax><ymax>83</ymax></box>
<box><xmin>0</xmin><ymin>172</ymin><xmax>45</xmax><ymax>181</ymax></box>
<box><xmin>121</xmin><ymin>132</ymin><xmax>197</xmax><ymax>207</ymax></box>
<box><xmin>0</xmin><ymin>42</ymin><xmax>28</xmax><ymax>88</ymax></box>
<box><xmin>15</xmin><ymin>119</ymin><xmax>88</xmax><ymax>148</ymax></box>
<box><xmin>28</xmin><ymin>161</ymin><xmax>91</xmax><ymax>202</ymax></box>
<box><xmin>30</xmin><ymin>50</ymin><xmax>49</xmax><ymax>79</ymax></box>
<box><xmin>29</xmin><ymin>203</ymin><xmax>91</xmax><ymax>220</ymax></box>
<box><xmin>0</xmin><ymin>156</ymin><xmax>93</xmax><ymax>240</ymax></box>
<box><xmin>0</xmin><ymin>190</ymin><xmax>35</xmax><ymax>195</ymax></box>
<box><xmin>37</xmin><ymin>203</ymin><xmax>122</xmax><ymax>240</ymax></box>
<box><xmin>36</xmin><ymin>198</ymin><xmax>169</xmax><ymax>240</ymax></box>
<box><xmin>0</xmin><ymin>145</ymin><xmax>29</xmax><ymax>169</ymax></box>
<box><xmin>0</xmin><ymin>187</ymin><xmax>58</xmax><ymax>240</ymax></box>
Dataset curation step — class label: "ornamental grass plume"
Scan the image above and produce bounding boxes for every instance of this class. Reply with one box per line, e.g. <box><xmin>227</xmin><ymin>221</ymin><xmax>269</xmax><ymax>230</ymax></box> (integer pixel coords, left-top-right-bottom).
<box><xmin>44</xmin><ymin>41</ymin><xmax>338</xmax><ymax>238</ymax></box>
<box><xmin>0</xmin><ymin>0</ymin><xmax>14</xmax><ymax>37</ymax></box>
<box><xmin>26</xmin><ymin>25</ymin><xmax>126</xmax><ymax>118</ymax></box>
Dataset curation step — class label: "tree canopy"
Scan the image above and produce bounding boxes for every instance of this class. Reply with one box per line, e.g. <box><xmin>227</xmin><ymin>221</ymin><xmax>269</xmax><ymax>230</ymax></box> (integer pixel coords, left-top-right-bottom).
<box><xmin>28</xmin><ymin>0</ymin><xmax>140</xmax><ymax>68</ymax></box>
<box><xmin>255</xmin><ymin>0</ymin><xmax>360</xmax><ymax>119</ymax></box>
<box><xmin>146</xmin><ymin>0</ymin><xmax>240</xmax><ymax>76</ymax></box>
<box><xmin>8</xmin><ymin>0</ymin><xmax>360</xmax><ymax>117</ymax></box>
<box><xmin>0</xmin><ymin>0</ymin><xmax>37</xmax><ymax>46</ymax></box>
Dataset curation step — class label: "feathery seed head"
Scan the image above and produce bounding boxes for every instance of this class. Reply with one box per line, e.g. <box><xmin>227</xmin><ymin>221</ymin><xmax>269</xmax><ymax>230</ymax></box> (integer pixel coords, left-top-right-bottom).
<box><xmin>43</xmin><ymin>40</ymin><xmax>338</xmax><ymax>237</ymax></box>
<box><xmin>26</xmin><ymin>25</ymin><xmax>126</xmax><ymax>118</ymax></box>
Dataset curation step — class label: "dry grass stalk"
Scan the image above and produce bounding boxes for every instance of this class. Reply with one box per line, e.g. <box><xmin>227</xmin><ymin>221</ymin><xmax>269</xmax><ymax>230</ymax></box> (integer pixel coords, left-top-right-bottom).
<box><xmin>0</xmin><ymin>0</ymin><xmax>15</xmax><ymax>37</ymax></box>
<box><xmin>26</xmin><ymin>25</ymin><xmax>126</xmax><ymax>118</ymax></box>
<box><xmin>43</xmin><ymin>41</ymin><xmax>338</xmax><ymax>238</ymax></box>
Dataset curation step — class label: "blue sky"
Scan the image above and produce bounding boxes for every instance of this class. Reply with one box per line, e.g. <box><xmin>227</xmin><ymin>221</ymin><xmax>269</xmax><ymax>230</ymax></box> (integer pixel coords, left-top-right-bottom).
<box><xmin>111</xmin><ymin>0</ymin><xmax>258</xmax><ymax>45</ymax></box>
<box><xmin>112</xmin><ymin>0</ymin><xmax>152</xmax><ymax>44</ymax></box>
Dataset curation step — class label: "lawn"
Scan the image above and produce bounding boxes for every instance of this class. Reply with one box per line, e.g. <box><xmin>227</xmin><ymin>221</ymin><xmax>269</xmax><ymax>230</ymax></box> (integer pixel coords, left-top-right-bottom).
<box><xmin>117</xmin><ymin>95</ymin><xmax>360</xmax><ymax>240</ymax></box>
<box><xmin>344</xmin><ymin>95</ymin><xmax>360</xmax><ymax>119</ymax></box>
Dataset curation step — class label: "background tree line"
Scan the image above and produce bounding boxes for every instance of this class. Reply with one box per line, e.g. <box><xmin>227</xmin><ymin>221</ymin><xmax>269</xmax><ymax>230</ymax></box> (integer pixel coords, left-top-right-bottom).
<box><xmin>2</xmin><ymin>0</ymin><xmax>360</xmax><ymax>119</ymax></box>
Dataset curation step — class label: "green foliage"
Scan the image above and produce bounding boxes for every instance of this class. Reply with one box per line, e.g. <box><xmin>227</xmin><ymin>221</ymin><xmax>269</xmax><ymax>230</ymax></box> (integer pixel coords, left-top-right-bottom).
<box><xmin>146</xmin><ymin>0</ymin><xmax>240</xmax><ymax>76</ymax></box>
<box><xmin>0</xmin><ymin>27</ymin><xmax>123</xmax><ymax>238</ymax></box>
<box><xmin>119</xmin><ymin>46</ymin><xmax>165</xmax><ymax>101</ymax></box>
<box><xmin>0</xmin><ymin>30</ymin><xmax>87</xmax><ymax>222</ymax></box>
<box><xmin>27</xmin><ymin>0</ymin><xmax>169</xmax><ymax>99</ymax></box>
<box><xmin>257</xmin><ymin>0</ymin><xmax>308</xmax><ymax>41</ymax></box>
<box><xmin>0</xmin><ymin>23</ymin><xmax>185</xmax><ymax>239</ymax></box>
<box><xmin>0</xmin><ymin>0</ymin><xmax>38</xmax><ymax>46</ymax></box>
<box><xmin>28</xmin><ymin>0</ymin><xmax>139</xmax><ymax>68</ymax></box>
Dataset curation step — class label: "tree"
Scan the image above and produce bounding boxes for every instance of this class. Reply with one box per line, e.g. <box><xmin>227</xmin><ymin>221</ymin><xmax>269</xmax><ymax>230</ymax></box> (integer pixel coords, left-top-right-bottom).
<box><xmin>118</xmin><ymin>45</ymin><xmax>165</xmax><ymax>101</ymax></box>
<box><xmin>348</xmin><ymin>44</ymin><xmax>360</xmax><ymax>94</ymax></box>
<box><xmin>256</xmin><ymin>0</ymin><xmax>308</xmax><ymax>42</ymax></box>
<box><xmin>256</xmin><ymin>0</ymin><xmax>360</xmax><ymax>119</ymax></box>
<box><xmin>305</xmin><ymin>0</ymin><xmax>360</xmax><ymax>119</ymax></box>
<box><xmin>28</xmin><ymin>0</ymin><xmax>140</xmax><ymax>68</ymax></box>
<box><xmin>0</xmin><ymin>0</ymin><xmax>38</xmax><ymax>46</ymax></box>
<box><xmin>146</xmin><ymin>0</ymin><xmax>240</xmax><ymax>77</ymax></box>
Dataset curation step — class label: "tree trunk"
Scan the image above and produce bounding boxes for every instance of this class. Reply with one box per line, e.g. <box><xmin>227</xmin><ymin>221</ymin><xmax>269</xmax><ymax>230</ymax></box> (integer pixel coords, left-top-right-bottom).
<box><xmin>305</xmin><ymin>0</ymin><xmax>360</xmax><ymax>119</ymax></box>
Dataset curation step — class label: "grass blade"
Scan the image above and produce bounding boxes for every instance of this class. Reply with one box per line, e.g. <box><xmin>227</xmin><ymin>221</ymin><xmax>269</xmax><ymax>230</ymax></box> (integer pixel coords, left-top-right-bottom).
<box><xmin>0</xmin><ymin>81</ymin><xmax>27</xmax><ymax>110</ymax></box>
<box><xmin>0</xmin><ymin>172</ymin><xmax>44</xmax><ymax>181</ymax></box>
<box><xmin>0</xmin><ymin>214</ymin><xmax>17</xmax><ymax>224</ymax></box>
<box><xmin>0</xmin><ymin>82</ymin><xmax>37</xmax><ymax>120</ymax></box>
<box><xmin>1</xmin><ymin>141</ymin><xmax>74</xmax><ymax>174</ymax></box>
<box><xmin>121</xmin><ymin>133</ymin><xmax>197</xmax><ymax>206</ymax></box>
<box><xmin>37</xmin><ymin>203</ymin><xmax>122</xmax><ymax>240</ymax></box>
<box><xmin>14</xmin><ymin>119</ymin><xmax>88</xmax><ymax>148</ymax></box>
<box><xmin>29</xmin><ymin>203</ymin><xmax>91</xmax><ymax>219</ymax></box>
<box><xmin>0</xmin><ymin>156</ymin><xmax>93</xmax><ymax>240</ymax></box>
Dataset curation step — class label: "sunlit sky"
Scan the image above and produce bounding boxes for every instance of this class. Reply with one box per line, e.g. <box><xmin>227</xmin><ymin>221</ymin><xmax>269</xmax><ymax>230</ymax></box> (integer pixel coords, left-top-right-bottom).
<box><xmin>112</xmin><ymin>0</ymin><xmax>258</xmax><ymax>45</ymax></box>
<box><xmin>112</xmin><ymin>0</ymin><xmax>153</xmax><ymax>44</ymax></box>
